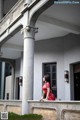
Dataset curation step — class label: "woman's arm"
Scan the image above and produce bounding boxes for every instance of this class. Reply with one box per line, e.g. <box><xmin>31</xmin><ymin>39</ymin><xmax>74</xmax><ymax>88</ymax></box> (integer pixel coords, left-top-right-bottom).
<box><xmin>40</xmin><ymin>91</ymin><xmax>46</xmax><ymax>101</ymax></box>
<box><xmin>46</xmin><ymin>87</ymin><xmax>50</xmax><ymax>100</ymax></box>
<box><xmin>40</xmin><ymin>91</ymin><xmax>45</xmax><ymax>100</ymax></box>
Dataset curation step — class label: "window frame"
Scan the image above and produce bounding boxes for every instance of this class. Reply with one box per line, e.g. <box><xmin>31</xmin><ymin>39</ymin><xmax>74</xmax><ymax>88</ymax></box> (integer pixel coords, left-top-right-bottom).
<box><xmin>42</xmin><ymin>62</ymin><xmax>57</xmax><ymax>97</ymax></box>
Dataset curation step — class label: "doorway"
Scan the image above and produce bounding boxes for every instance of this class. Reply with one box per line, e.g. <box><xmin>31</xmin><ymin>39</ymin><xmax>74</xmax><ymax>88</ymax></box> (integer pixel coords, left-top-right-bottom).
<box><xmin>74</xmin><ymin>72</ymin><xmax>80</xmax><ymax>100</ymax></box>
<box><xmin>73</xmin><ymin>63</ymin><xmax>80</xmax><ymax>100</ymax></box>
<box><xmin>16</xmin><ymin>77</ymin><xmax>20</xmax><ymax>100</ymax></box>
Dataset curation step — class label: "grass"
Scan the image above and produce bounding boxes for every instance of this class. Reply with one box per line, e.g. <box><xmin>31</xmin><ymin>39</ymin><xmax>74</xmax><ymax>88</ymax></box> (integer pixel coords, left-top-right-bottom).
<box><xmin>8</xmin><ymin>112</ymin><xmax>43</xmax><ymax>120</ymax></box>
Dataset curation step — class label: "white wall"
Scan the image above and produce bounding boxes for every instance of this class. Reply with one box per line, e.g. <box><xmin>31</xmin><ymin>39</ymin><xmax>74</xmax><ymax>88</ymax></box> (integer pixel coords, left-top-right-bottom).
<box><xmin>15</xmin><ymin>55</ymin><xmax>23</xmax><ymax>100</ymax></box>
<box><xmin>20</xmin><ymin>53</ymin><xmax>23</xmax><ymax>100</ymax></box>
<box><xmin>20</xmin><ymin>52</ymin><xmax>23</xmax><ymax>76</ymax></box>
<box><xmin>34</xmin><ymin>34</ymin><xmax>80</xmax><ymax>100</ymax></box>
<box><xmin>15</xmin><ymin>58</ymin><xmax>20</xmax><ymax>78</ymax></box>
<box><xmin>34</xmin><ymin>38</ymin><xmax>65</xmax><ymax>100</ymax></box>
<box><xmin>14</xmin><ymin>58</ymin><xmax>20</xmax><ymax>99</ymax></box>
<box><xmin>64</xmin><ymin>34</ymin><xmax>80</xmax><ymax>100</ymax></box>
<box><xmin>5</xmin><ymin>75</ymin><xmax>13</xmax><ymax>100</ymax></box>
<box><xmin>19</xmin><ymin>34</ymin><xmax>80</xmax><ymax>100</ymax></box>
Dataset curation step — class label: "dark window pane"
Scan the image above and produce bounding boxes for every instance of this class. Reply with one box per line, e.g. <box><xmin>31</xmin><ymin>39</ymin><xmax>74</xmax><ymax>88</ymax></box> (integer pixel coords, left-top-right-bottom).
<box><xmin>44</xmin><ymin>65</ymin><xmax>50</xmax><ymax>73</ymax></box>
<box><xmin>52</xmin><ymin>80</ymin><xmax>56</xmax><ymax>87</ymax></box>
<box><xmin>52</xmin><ymin>73</ymin><xmax>56</xmax><ymax>79</ymax></box>
<box><xmin>5</xmin><ymin>63</ymin><xmax>12</xmax><ymax>76</ymax></box>
<box><xmin>52</xmin><ymin>66</ymin><xmax>56</xmax><ymax>72</ymax></box>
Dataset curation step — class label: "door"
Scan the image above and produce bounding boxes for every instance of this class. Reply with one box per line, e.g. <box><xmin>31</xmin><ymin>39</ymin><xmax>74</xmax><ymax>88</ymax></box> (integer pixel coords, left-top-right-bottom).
<box><xmin>74</xmin><ymin>72</ymin><xmax>80</xmax><ymax>100</ymax></box>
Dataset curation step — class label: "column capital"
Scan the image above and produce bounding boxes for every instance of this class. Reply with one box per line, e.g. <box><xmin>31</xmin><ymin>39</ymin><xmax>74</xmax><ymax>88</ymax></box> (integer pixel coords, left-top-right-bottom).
<box><xmin>21</xmin><ymin>26</ymin><xmax>38</xmax><ymax>33</ymax></box>
<box><xmin>21</xmin><ymin>26</ymin><xmax>38</xmax><ymax>39</ymax></box>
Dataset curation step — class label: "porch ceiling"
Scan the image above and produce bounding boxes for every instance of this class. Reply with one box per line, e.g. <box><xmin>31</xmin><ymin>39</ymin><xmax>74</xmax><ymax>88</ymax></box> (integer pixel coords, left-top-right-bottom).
<box><xmin>2</xmin><ymin>3</ymin><xmax>80</xmax><ymax>59</ymax></box>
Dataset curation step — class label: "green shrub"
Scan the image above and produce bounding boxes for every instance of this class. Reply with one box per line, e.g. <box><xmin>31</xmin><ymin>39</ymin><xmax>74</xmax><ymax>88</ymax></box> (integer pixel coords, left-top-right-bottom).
<box><xmin>8</xmin><ymin>112</ymin><xmax>43</xmax><ymax>120</ymax></box>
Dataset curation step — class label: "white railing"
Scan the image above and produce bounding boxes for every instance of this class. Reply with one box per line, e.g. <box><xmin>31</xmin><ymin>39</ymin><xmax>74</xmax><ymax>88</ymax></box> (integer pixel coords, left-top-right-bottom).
<box><xmin>0</xmin><ymin>0</ymin><xmax>25</xmax><ymax>35</ymax></box>
<box><xmin>28</xmin><ymin>100</ymin><xmax>80</xmax><ymax>120</ymax></box>
<box><xmin>0</xmin><ymin>100</ymin><xmax>22</xmax><ymax>114</ymax></box>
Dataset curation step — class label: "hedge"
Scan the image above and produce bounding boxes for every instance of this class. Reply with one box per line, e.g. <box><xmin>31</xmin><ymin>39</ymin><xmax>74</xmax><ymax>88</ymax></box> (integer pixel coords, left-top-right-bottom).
<box><xmin>8</xmin><ymin>112</ymin><xmax>43</xmax><ymax>120</ymax></box>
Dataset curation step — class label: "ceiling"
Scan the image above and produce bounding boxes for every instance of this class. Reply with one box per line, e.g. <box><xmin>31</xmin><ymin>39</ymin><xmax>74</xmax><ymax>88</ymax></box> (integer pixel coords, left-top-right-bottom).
<box><xmin>42</xmin><ymin>4</ymin><xmax>80</xmax><ymax>26</ymax></box>
<box><xmin>2</xmin><ymin>3</ymin><xmax>80</xmax><ymax>59</ymax></box>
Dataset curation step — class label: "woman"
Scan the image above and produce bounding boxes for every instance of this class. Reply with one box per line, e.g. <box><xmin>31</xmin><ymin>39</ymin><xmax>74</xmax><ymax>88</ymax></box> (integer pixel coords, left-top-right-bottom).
<box><xmin>40</xmin><ymin>74</ymin><xmax>55</xmax><ymax>101</ymax></box>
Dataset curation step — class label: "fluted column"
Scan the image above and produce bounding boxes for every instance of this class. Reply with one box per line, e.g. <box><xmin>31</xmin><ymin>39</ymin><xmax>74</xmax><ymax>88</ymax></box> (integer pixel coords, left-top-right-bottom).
<box><xmin>21</xmin><ymin>26</ymin><xmax>37</xmax><ymax>114</ymax></box>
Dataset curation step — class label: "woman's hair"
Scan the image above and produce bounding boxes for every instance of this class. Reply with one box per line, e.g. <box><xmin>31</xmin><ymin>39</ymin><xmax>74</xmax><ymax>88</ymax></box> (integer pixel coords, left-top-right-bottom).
<box><xmin>44</xmin><ymin>74</ymin><xmax>50</xmax><ymax>82</ymax></box>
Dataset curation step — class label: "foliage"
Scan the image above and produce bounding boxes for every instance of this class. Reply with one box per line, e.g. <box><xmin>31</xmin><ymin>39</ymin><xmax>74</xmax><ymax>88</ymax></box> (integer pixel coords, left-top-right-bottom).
<box><xmin>8</xmin><ymin>112</ymin><xmax>43</xmax><ymax>120</ymax></box>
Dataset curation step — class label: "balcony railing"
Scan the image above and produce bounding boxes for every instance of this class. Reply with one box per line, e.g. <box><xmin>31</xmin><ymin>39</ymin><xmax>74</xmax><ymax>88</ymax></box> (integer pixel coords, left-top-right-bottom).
<box><xmin>0</xmin><ymin>0</ymin><xmax>26</xmax><ymax>36</ymax></box>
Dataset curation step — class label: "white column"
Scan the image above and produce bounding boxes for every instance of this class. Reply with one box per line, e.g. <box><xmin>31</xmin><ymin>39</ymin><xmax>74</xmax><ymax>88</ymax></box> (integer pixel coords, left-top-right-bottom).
<box><xmin>1</xmin><ymin>62</ymin><xmax>5</xmax><ymax>99</ymax></box>
<box><xmin>0</xmin><ymin>0</ymin><xmax>3</xmax><ymax>20</ymax></box>
<box><xmin>22</xmin><ymin>26</ymin><xmax>35</xmax><ymax>114</ymax></box>
<box><xmin>11</xmin><ymin>67</ymin><xmax>15</xmax><ymax>99</ymax></box>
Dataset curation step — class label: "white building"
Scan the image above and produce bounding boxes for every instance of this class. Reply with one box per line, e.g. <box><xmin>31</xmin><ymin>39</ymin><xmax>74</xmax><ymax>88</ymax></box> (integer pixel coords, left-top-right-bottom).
<box><xmin>0</xmin><ymin>0</ymin><xmax>80</xmax><ymax>114</ymax></box>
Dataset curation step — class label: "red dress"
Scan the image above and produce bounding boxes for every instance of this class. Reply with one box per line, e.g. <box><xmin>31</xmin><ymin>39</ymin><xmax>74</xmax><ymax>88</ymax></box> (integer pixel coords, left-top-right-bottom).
<box><xmin>42</xmin><ymin>82</ymin><xmax>55</xmax><ymax>100</ymax></box>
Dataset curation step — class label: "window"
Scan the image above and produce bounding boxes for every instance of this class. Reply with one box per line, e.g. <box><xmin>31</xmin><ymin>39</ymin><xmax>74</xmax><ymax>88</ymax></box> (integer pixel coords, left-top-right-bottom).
<box><xmin>43</xmin><ymin>63</ymin><xmax>57</xmax><ymax>97</ymax></box>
